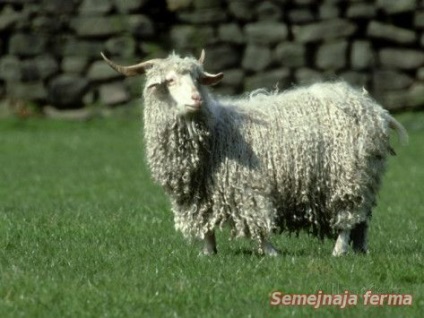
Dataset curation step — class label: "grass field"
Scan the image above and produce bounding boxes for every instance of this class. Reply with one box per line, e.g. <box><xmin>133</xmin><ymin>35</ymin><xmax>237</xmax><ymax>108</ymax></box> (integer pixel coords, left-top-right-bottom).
<box><xmin>0</xmin><ymin>111</ymin><xmax>423</xmax><ymax>317</ymax></box>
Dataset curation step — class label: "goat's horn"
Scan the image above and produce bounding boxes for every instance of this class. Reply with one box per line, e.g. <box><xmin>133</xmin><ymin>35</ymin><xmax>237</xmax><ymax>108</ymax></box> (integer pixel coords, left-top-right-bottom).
<box><xmin>198</xmin><ymin>49</ymin><xmax>205</xmax><ymax>64</ymax></box>
<box><xmin>100</xmin><ymin>52</ymin><xmax>158</xmax><ymax>76</ymax></box>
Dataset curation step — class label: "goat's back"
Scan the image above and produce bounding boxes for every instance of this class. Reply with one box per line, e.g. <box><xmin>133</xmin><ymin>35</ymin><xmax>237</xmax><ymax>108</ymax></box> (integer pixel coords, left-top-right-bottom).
<box><xmin>212</xmin><ymin>81</ymin><xmax>393</xmax><ymax>232</ymax></box>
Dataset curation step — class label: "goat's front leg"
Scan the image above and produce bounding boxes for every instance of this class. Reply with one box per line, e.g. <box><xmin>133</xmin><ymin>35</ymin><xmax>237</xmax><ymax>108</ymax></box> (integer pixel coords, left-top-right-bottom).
<box><xmin>201</xmin><ymin>230</ymin><xmax>217</xmax><ymax>255</ymax></box>
<box><xmin>259</xmin><ymin>236</ymin><xmax>279</xmax><ymax>256</ymax></box>
<box><xmin>332</xmin><ymin>230</ymin><xmax>350</xmax><ymax>256</ymax></box>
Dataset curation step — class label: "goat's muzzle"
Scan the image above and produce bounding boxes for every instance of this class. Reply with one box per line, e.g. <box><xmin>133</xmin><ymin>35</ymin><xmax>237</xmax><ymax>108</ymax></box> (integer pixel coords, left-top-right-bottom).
<box><xmin>191</xmin><ymin>92</ymin><xmax>202</xmax><ymax>109</ymax></box>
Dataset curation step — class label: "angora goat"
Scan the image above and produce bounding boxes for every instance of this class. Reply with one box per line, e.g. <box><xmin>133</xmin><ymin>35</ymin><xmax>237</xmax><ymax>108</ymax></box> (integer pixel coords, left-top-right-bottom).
<box><xmin>101</xmin><ymin>50</ymin><xmax>407</xmax><ymax>256</ymax></box>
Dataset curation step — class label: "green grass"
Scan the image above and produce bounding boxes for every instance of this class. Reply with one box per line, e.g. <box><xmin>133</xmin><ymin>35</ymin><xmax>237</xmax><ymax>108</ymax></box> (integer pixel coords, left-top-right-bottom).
<box><xmin>0</xmin><ymin>112</ymin><xmax>423</xmax><ymax>317</ymax></box>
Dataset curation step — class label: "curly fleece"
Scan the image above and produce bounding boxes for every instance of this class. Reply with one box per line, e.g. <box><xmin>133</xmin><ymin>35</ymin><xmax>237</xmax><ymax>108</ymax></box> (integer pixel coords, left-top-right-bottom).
<box><xmin>141</xmin><ymin>54</ymin><xmax>406</xmax><ymax>242</ymax></box>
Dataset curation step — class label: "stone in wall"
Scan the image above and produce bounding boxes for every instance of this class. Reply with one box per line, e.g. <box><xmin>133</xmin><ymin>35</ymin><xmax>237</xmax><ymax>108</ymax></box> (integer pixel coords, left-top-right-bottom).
<box><xmin>48</xmin><ymin>75</ymin><xmax>89</xmax><ymax>108</ymax></box>
<box><xmin>406</xmin><ymin>84</ymin><xmax>424</xmax><ymax>107</ymax></box>
<box><xmin>87</xmin><ymin>61</ymin><xmax>123</xmax><ymax>82</ymax></box>
<box><xmin>166</xmin><ymin>0</ymin><xmax>192</xmax><ymax>11</ymax></box>
<box><xmin>381</xmin><ymin>91</ymin><xmax>407</xmax><ymax>110</ymax></box>
<box><xmin>178</xmin><ymin>8</ymin><xmax>227</xmax><ymax>24</ymax></box>
<box><xmin>21</xmin><ymin>55</ymin><xmax>59</xmax><ymax>82</ymax></box>
<box><xmin>228</xmin><ymin>1</ymin><xmax>255</xmax><ymax>21</ymax></box>
<box><xmin>138</xmin><ymin>42</ymin><xmax>168</xmax><ymax>59</ymax></box>
<box><xmin>60</xmin><ymin>37</ymin><xmax>105</xmax><ymax>58</ymax></box>
<box><xmin>9</xmin><ymin>33</ymin><xmax>47</xmax><ymax>57</ymax></box>
<box><xmin>244</xmin><ymin>22</ymin><xmax>288</xmax><ymax>45</ymax></box>
<box><xmin>377</xmin><ymin>0</ymin><xmax>416</xmax><ymax>14</ymax></box>
<box><xmin>99</xmin><ymin>82</ymin><xmax>130</xmax><ymax>105</ymax></box>
<box><xmin>293</xmin><ymin>0</ymin><xmax>314</xmax><ymax>4</ymax></box>
<box><xmin>61</xmin><ymin>57</ymin><xmax>89</xmax><ymax>74</ymax></box>
<box><xmin>316</xmin><ymin>40</ymin><xmax>348</xmax><ymax>70</ymax></box>
<box><xmin>170</xmin><ymin>25</ymin><xmax>216</xmax><ymax>50</ymax></box>
<box><xmin>71</xmin><ymin>16</ymin><xmax>127</xmax><ymax>37</ymax></box>
<box><xmin>274</xmin><ymin>42</ymin><xmax>306</xmax><ymax>68</ymax></box>
<box><xmin>379</xmin><ymin>49</ymin><xmax>424</xmax><ymax>70</ymax></box>
<box><xmin>0</xmin><ymin>55</ymin><xmax>21</xmax><ymax>81</ymax></box>
<box><xmin>294</xmin><ymin>68</ymin><xmax>323</xmax><ymax>85</ymax></box>
<box><xmin>256</xmin><ymin>1</ymin><xmax>283</xmax><ymax>21</ymax></box>
<box><xmin>128</xmin><ymin>15</ymin><xmax>155</xmax><ymax>39</ymax></box>
<box><xmin>340</xmin><ymin>71</ymin><xmax>369</xmax><ymax>88</ymax></box>
<box><xmin>42</xmin><ymin>0</ymin><xmax>79</xmax><ymax>14</ymax></box>
<box><xmin>346</xmin><ymin>3</ymin><xmax>376</xmax><ymax>19</ymax></box>
<box><xmin>293</xmin><ymin>19</ymin><xmax>356</xmax><ymax>43</ymax></box>
<box><xmin>32</xmin><ymin>16</ymin><xmax>65</xmax><ymax>33</ymax></box>
<box><xmin>242</xmin><ymin>44</ymin><xmax>272</xmax><ymax>72</ymax></box>
<box><xmin>418</xmin><ymin>67</ymin><xmax>424</xmax><ymax>80</ymax></box>
<box><xmin>203</xmin><ymin>45</ymin><xmax>240</xmax><ymax>72</ymax></box>
<box><xmin>105</xmin><ymin>36</ymin><xmax>136</xmax><ymax>58</ymax></box>
<box><xmin>193</xmin><ymin>0</ymin><xmax>221</xmax><ymax>9</ymax></box>
<box><xmin>124</xmin><ymin>76</ymin><xmax>144</xmax><ymax>99</ymax></box>
<box><xmin>319</xmin><ymin>4</ymin><xmax>339</xmax><ymax>20</ymax></box>
<box><xmin>351</xmin><ymin>41</ymin><xmax>373</xmax><ymax>70</ymax></box>
<box><xmin>415</xmin><ymin>11</ymin><xmax>424</xmax><ymax>29</ymax></box>
<box><xmin>79</xmin><ymin>0</ymin><xmax>113</xmax><ymax>15</ymax></box>
<box><xmin>244</xmin><ymin>68</ymin><xmax>290</xmax><ymax>91</ymax></box>
<box><xmin>288</xmin><ymin>8</ymin><xmax>315</xmax><ymax>24</ymax></box>
<box><xmin>7</xmin><ymin>81</ymin><xmax>47</xmax><ymax>101</ymax></box>
<box><xmin>0</xmin><ymin>5</ymin><xmax>21</xmax><ymax>31</ymax></box>
<box><xmin>373</xmin><ymin>70</ymin><xmax>414</xmax><ymax>92</ymax></box>
<box><xmin>367</xmin><ymin>21</ymin><xmax>416</xmax><ymax>44</ymax></box>
<box><xmin>382</xmin><ymin>84</ymin><xmax>424</xmax><ymax>110</ymax></box>
<box><xmin>113</xmin><ymin>0</ymin><xmax>148</xmax><ymax>13</ymax></box>
<box><xmin>219</xmin><ymin>68</ymin><xmax>244</xmax><ymax>87</ymax></box>
<box><xmin>218</xmin><ymin>23</ymin><xmax>245</xmax><ymax>44</ymax></box>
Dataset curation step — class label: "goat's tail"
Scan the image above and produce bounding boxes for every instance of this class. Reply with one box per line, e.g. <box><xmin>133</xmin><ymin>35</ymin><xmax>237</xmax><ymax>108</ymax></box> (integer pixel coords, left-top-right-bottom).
<box><xmin>386</xmin><ymin>114</ymin><xmax>409</xmax><ymax>146</ymax></box>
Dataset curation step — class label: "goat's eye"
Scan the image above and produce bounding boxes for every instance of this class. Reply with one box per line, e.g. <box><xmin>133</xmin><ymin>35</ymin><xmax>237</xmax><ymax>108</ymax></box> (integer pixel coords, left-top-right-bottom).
<box><xmin>147</xmin><ymin>83</ymin><xmax>159</xmax><ymax>90</ymax></box>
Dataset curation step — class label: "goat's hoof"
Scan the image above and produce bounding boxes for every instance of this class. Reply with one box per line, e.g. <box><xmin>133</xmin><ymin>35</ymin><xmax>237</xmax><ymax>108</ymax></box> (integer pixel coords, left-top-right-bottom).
<box><xmin>332</xmin><ymin>250</ymin><xmax>348</xmax><ymax>257</ymax></box>
<box><xmin>265</xmin><ymin>249</ymin><xmax>279</xmax><ymax>257</ymax></box>
<box><xmin>260</xmin><ymin>246</ymin><xmax>280</xmax><ymax>257</ymax></box>
<box><xmin>199</xmin><ymin>249</ymin><xmax>217</xmax><ymax>256</ymax></box>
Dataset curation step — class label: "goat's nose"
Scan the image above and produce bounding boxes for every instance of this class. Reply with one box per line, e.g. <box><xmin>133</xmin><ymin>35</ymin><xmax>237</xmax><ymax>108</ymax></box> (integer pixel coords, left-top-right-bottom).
<box><xmin>192</xmin><ymin>92</ymin><xmax>202</xmax><ymax>106</ymax></box>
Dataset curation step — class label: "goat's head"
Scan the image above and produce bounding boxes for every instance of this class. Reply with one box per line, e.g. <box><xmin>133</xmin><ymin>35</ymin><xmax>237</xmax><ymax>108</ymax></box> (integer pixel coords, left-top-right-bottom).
<box><xmin>101</xmin><ymin>50</ymin><xmax>223</xmax><ymax>116</ymax></box>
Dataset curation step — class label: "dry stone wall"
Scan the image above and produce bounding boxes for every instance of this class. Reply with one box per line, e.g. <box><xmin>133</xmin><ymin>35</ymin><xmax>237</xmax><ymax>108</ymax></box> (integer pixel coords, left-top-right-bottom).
<box><xmin>0</xmin><ymin>0</ymin><xmax>423</xmax><ymax>113</ymax></box>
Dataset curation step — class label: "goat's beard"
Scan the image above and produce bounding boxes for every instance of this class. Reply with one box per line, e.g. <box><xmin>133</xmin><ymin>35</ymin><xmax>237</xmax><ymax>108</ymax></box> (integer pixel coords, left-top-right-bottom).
<box><xmin>183</xmin><ymin>117</ymin><xmax>203</xmax><ymax>140</ymax></box>
<box><xmin>175</xmin><ymin>116</ymin><xmax>211</xmax><ymax>154</ymax></box>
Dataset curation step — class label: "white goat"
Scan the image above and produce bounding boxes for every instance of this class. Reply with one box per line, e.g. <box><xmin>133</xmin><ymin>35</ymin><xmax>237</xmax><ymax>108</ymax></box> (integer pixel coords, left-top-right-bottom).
<box><xmin>101</xmin><ymin>50</ymin><xmax>407</xmax><ymax>256</ymax></box>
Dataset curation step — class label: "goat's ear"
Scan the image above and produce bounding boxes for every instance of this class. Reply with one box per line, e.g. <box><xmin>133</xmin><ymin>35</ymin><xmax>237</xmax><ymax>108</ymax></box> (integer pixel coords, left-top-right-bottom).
<box><xmin>200</xmin><ymin>72</ymin><xmax>224</xmax><ymax>86</ymax></box>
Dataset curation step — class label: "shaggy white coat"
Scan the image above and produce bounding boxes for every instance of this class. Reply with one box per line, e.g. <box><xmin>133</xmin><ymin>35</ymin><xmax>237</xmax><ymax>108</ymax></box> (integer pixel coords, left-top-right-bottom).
<box><xmin>141</xmin><ymin>54</ymin><xmax>407</xmax><ymax>243</ymax></box>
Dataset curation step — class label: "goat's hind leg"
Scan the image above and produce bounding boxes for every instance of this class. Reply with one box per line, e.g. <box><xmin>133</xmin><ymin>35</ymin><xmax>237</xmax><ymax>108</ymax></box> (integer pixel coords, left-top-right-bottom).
<box><xmin>350</xmin><ymin>221</ymin><xmax>369</xmax><ymax>254</ymax></box>
<box><xmin>259</xmin><ymin>236</ymin><xmax>279</xmax><ymax>256</ymax></box>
